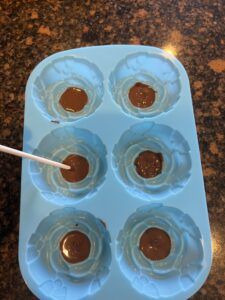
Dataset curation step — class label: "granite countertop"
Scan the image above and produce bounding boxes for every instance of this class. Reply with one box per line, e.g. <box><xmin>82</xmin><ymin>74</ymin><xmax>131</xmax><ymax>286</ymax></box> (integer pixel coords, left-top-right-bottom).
<box><xmin>0</xmin><ymin>0</ymin><xmax>224</xmax><ymax>299</ymax></box>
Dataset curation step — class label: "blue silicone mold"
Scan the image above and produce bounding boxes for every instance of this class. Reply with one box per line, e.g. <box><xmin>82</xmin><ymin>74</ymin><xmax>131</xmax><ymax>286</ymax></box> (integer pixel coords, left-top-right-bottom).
<box><xmin>20</xmin><ymin>45</ymin><xmax>212</xmax><ymax>300</ymax></box>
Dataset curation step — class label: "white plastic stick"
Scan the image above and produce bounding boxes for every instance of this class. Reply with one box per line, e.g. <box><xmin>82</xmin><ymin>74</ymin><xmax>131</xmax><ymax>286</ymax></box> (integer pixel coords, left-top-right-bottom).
<box><xmin>0</xmin><ymin>144</ymin><xmax>71</xmax><ymax>170</ymax></box>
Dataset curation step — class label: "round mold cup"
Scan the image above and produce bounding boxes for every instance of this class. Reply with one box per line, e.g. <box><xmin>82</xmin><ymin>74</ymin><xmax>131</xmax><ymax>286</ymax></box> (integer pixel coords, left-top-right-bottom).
<box><xmin>30</xmin><ymin>126</ymin><xmax>107</xmax><ymax>205</ymax></box>
<box><xmin>117</xmin><ymin>203</ymin><xmax>204</xmax><ymax>299</ymax></box>
<box><xmin>32</xmin><ymin>56</ymin><xmax>104</xmax><ymax>122</ymax></box>
<box><xmin>109</xmin><ymin>52</ymin><xmax>181</xmax><ymax>118</ymax></box>
<box><xmin>26</xmin><ymin>208</ymin><xmax>112</xmax><ymax>300</ymax></box>
<box><xmin>112</xmin><ymin>122</ymin><xmax>191</xmax><ymax>200</ymax></box>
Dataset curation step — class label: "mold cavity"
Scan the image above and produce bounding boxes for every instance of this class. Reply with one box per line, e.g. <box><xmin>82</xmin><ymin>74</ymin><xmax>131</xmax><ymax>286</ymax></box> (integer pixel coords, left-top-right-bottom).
<box><xmin>116</xmin><ymin>204</ymin><xmax>204</xmax><ymax>298</ymax></box>
<box><xmin>59</xmin><ymin>87</ymin><xmax>88</xmax><ymax>113</ymax></box>
<box><xmin>139</xmin><ymin>227</ymin><xmax>171</xmax><ymax>261</ymax></box>
<box><xmin>134</xmin><ymin>150</ymin><xmax>163</xmax><ymax>178</ymax></box>
<box><xmin>129</xmin><ymin>82</ymin><xmax>156</xmax><ymax>108</ymax></box>
<box><xmin>32</xmin><ymin>56</ymin><xmax>104</xmax><ymax>122</ymax></box>
<box><xmin>60</xmin><ymin>154</ymin><xmax>89</xmax><ymax>183</ymax></box>
<box><xmin>27</xmin><ymin>208</ymin><xmax>112</xmax><ymax>299</ymax></box>
<box><xmin>112</xmin><ymin>122</ymin><xmax>191</xmax><ymax>200</ymax></box>
<box><xmin>60</xmin><ymin>230</ymin><xmax>91</xmax><ymax>264</ymax></box>
<box><xmin>109</xmin><ymin>52</ymin><xmax>182</xmax><ymax>118</ymax></box>
<box><xmin>30</xmin><ymin>126</ymin><xmax>107</xmax><ymax>205</ymax></box>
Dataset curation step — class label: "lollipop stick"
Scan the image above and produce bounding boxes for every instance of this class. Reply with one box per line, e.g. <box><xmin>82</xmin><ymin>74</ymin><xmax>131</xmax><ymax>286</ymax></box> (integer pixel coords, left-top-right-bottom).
<box><xmin>0</xmin><ymin>144</ymin><xmax>71</xmax><ymax>170</ymax></box>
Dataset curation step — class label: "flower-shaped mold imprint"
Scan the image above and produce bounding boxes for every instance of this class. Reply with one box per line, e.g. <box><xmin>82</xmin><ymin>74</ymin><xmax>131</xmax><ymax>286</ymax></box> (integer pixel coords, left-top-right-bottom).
<box><xmin>30</xmin><ymin>126</ymin><xmax>107</xmax><ymax>205</ymax></box>
<box><xmin>109</xmin><ymin>52</ymin><xmax>181</xmax><ymax>118</ymax></box>
<box><xmin>26</xmin><ymin>208</ymin><xmax>112</xmax><ymax>300</ymax></box>
<box><xmin>117</xmin><ymin>204</ymin><xmax>204</xmax><ymax>299</ymax></box>
<box><xmin>32</xmin><ymin>56</ymin><xmax>104</xmax><ymax>122</ymax></box>
<box><xmin>112</xmin><ymin>122</ymin><xmax>191</xmax><ymax>200</ymax></box>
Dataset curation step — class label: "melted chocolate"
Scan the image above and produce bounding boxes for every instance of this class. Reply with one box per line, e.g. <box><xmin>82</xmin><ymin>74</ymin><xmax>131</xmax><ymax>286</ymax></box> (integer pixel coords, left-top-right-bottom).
<box><xmin>139</xmin><ymin>227</ymin><xmax>171</xmax><ymax>261</ymax></box>
<box><xmin>134</xmin><ymin>150</ymin><xmax>163</xmax><ymax>178</ymax></box>
<box><xmin>59</xmin><ymin>87</ymin><xmax>88</xmax><ymax>112</ymax></box>
<box><xmin>60</xmin><ymin>230</ymin><xmax>91</xmax><ymax>264</ymax></box>
<box><xmin>60</xmin><ymin>154</ymin><xmax>89</xmax><ymax>182</ymax></box>
<box><xmin>129</xmin><ymin>82</ymin><xmax>156</xmax><ymax>108</ymax></box>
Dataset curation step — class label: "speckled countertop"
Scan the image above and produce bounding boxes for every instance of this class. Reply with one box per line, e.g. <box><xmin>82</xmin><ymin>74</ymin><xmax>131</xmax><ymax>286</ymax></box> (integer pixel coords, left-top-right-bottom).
<box><xmin>0</xmin><ymin>1</ymin><xmax>224</xmax><ymax>299</ymax></box>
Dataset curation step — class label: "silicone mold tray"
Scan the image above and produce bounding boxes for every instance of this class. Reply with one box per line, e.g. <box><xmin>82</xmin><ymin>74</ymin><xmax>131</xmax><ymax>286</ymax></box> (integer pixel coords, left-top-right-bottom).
<box><xmin>19</xmin><ymin>45</ymin><xmax>212</xmax><ymax>300</ymax></box>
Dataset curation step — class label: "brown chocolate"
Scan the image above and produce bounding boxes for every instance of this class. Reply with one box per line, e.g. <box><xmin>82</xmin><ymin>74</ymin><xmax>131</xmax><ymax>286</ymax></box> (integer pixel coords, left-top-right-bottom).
<box><xmin>139</xmin><ymin>227</ymin><xmax>171</xmax><ymax>261</ymax></box>
<box><xmin>60</xmin><ymin>230</ymin><xmax>91</xmax><ymax>264</ymax></box>
<box><xmin>99</xmin><ymin>219</ymin><xmax>107</xmax><ymax>228</ymax></box>
<box><xmin>128</xmin><ymin>82</ymin><xmax>156</xmax><ymax>108</ymax></box>
<box><xmin>134</xmin><ymin>150</ymin><xmax>163</xmax><ymax>178</ymax></box>
<box><xmin>60</xmin><ymin>154</ymin><xmax>89</xmax><ymax>182</ymax></box>
<box><xmin>59</xmin><ymin>87</ymin><xmax>88</xmax><ymax>112</ymax></box>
